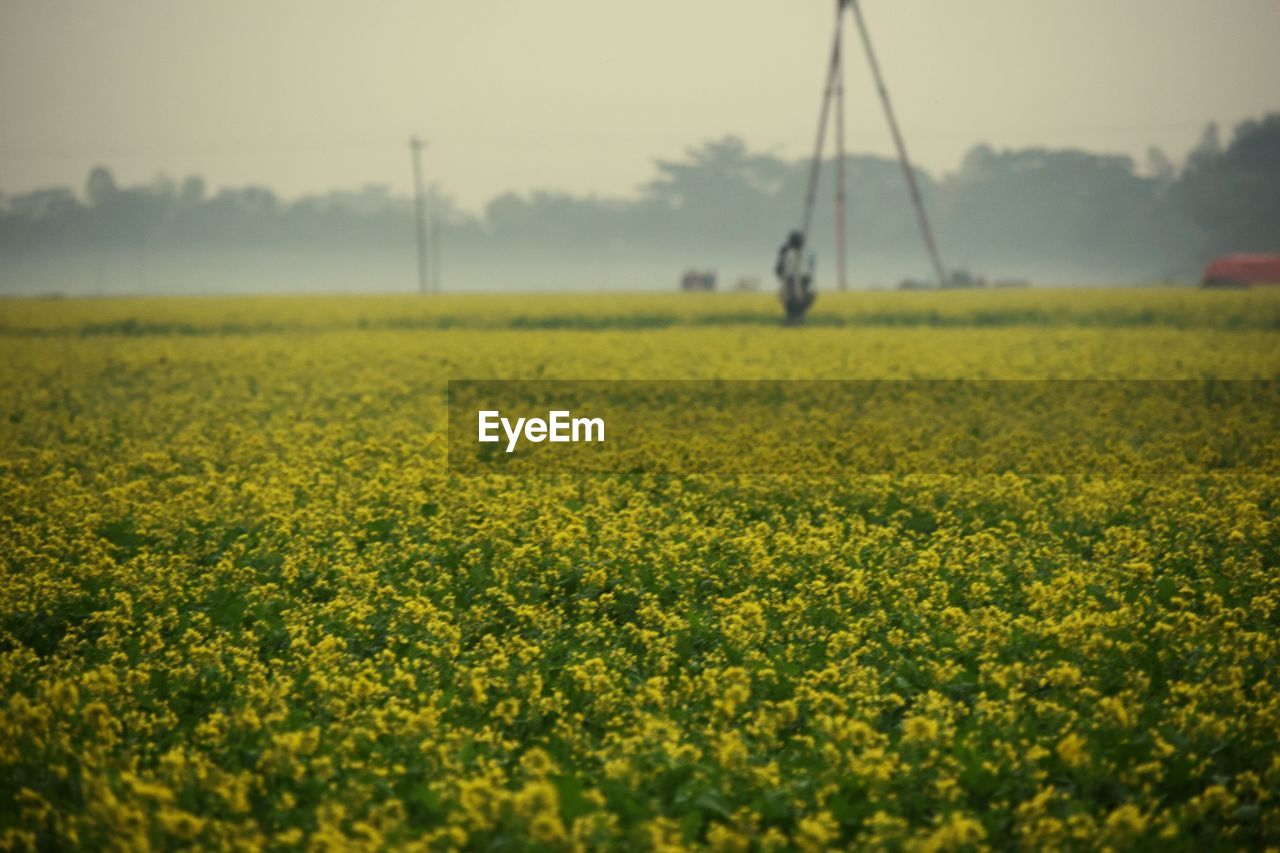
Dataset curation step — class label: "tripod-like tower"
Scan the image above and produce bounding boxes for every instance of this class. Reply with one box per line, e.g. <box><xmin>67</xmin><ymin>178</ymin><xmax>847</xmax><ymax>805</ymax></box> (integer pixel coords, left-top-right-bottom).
<box><xmin>799</xmin><ymin>0</ymin><xmax>948</xmax><ymax>293</ymax></box>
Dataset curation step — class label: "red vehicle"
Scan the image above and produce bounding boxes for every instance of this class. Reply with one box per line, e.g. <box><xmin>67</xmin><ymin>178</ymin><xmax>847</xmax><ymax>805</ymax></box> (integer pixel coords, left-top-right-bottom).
<box><xmin>1201</xmin><ymin>254</ymin><xmax>1280</xmax><ymax>288</ymax></box>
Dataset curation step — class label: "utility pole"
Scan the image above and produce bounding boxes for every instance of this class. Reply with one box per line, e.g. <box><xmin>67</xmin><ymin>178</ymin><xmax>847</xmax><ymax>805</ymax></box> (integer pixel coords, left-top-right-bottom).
<box><xmin>430</xmin><ymin>209</ymin><xmax>442</xmax><ymax>293</ymax></box>
<box><xmin>409</xmin><ymin>135</ymin><xmax>429</xmax><ymax>295</ymax></box>
<box><xmin>135</xmin><ymin>225</ymin><xmax>147</xmax><ymax>294</ymax></box>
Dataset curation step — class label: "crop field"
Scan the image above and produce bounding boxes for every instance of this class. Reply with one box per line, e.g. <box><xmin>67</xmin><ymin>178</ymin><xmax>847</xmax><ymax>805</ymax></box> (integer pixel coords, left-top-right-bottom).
<box><xmin>2</xmin><ymin>288</ymin><xmax>1280</xmax><ymax>850</ymax></box>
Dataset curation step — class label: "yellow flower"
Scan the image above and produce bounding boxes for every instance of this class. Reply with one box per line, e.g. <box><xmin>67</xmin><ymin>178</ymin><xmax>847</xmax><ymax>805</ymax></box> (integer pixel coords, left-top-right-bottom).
<box><xmin>796</xmin><ymin>811</ymin><xmax>839</xmax><ymax>852</ymax></box>
<box><xmin>902</xmin><ymin>715</ymin><xmax>940</xmax><ymax>746</ymax></box>
<box><xmin>1057</xmin><ymin>732</ymin><xmax>1089</xmax><ymax>768</ymax></box>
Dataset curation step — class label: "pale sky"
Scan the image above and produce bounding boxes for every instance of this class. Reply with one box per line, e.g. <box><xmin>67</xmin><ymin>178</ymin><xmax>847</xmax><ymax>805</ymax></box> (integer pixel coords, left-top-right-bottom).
<box><xmin>2</xmin><ymin>0</ymin><xmax>1278</xmax><ymax>214</ymax></box>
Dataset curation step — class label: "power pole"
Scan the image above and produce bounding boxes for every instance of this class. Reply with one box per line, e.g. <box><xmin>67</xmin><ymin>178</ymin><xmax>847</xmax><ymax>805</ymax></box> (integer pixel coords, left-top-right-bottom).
<box><xmin>409</xmin><ymin>135</ymin><xmax>429</xmax><ymax>295</ymax></box>
<box><xmin>430</xmin><ymin>209</ymin><xmax>442</xmax><ymax>293</ymax></box>
<box><xmin>135</xmin><ymin>225</ymin><xmax>147</xmax><ymax>294</ymax></box>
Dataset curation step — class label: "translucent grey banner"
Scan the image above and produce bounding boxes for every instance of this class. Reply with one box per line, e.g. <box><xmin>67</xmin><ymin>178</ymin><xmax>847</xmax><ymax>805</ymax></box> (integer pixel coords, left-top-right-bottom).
<box><xmin>446</xmin><ymin>380</ymin><xmax>1280</xmax><ymax>477</ymax></box>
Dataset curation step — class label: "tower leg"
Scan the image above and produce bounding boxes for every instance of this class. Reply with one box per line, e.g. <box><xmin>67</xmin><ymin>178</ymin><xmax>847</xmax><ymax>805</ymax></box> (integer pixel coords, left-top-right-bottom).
<box><xmin>849</xmin><ymin>0</ymin><xmax>948</xmax><ymax>287</ymax></box>
<box><xmin>834</xmin><ymin>0</ymin><xmax>848</xmax><ymax>292</ymax></box>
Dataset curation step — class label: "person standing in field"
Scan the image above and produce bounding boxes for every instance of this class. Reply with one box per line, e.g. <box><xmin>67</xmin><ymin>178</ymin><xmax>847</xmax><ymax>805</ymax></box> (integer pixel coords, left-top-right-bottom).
<box><xmin>776</xmin><ymin>230</ymin><xmax>815</xmax><ymax>324</ymax></box>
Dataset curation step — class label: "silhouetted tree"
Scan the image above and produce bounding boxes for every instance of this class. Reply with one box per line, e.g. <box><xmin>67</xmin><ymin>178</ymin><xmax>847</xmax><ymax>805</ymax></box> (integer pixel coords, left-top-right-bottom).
<box><xmin>940</xmin><ymin>144</ymin><xmax>1197</xmax><ymax>278</ymax></box>
<box><xmin>639</xmin><ymin>136</ymin><xmax>788</xmax><ymax>248</ymax></box>
<box><xmin>3</xmin><ymin>115</ymin><xmax>1278</xmax><ymax>291</ymax></box>
<box><xmin>1145</xmin><ymin>146</ymin><xmax>1176</xmax><ymax>186</ymax></box>
<box><xmin>179</xmin><ymin>176</ymin><xmax>206</xmax><ymax>206</ymax></box>
<box><xmin>1173</xmin><ymin>114</ymin><xmax>1280</xmax><ymax>254</ymax></box>
<box><xmin>1186</xmin><ymin>122</ymin><xmax>1223</xmax><ymax>171</ymax></box>
<box><xmin>86</xmin><ymin>166</ymin><xmax>118</xmax><ymax>208</ymax></box>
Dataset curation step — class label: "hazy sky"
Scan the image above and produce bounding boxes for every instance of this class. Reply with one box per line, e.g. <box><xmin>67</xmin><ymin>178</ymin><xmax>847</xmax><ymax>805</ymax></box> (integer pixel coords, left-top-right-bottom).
<box><xmin>2</xmin><ymin>0</ymin><xmax>1278</xmax><ymax>213</ymax></box>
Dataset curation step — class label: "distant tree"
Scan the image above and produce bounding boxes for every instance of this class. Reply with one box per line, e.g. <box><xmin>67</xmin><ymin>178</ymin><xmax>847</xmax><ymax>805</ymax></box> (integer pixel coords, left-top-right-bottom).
<box><xmin>424</xmin><ymin>183</ymin><xmax>467</xmax><ymax>228</ymax></box>
<box><xmin>3</xmin><ymin>118</ymin><xmax>1277</xmax><ymax>290</ymax></box>
<box><xmin>941</xmin><ymin>144</ymin><xmax>1198</xmax><ymax>278</ymax></box>
<box><xmin>179</xmin><ymin>175</ymin><xmax>206</xmax><ymax>205</ymax></box>
<box><xmin>485</xmin><ymin>191</ymin><xmax>625</xmax><ymax>248</ymax></box>
<box><xmin>638</xmin><ymin>136</ymin><xmax>788</xmax><ymax>248</ymax></box>
<box><xmin>85</xmin><ymin>166</ymin><xmax>118</xmax><ymax>207</ymax></box>
<box><xmin>1173</xmin><ymin>114</ymin><xmax>1280</xmax><ymax>253</ymax></box>
<box><xmin>1186</xmin><ymin>122</ymin><xmax>1223</xmax><ymax>172</ymax></box>
<box><xmin>8</xmin><ymin>187</ymin><xmax>82</xmax><ymax>221</ymax></box>
<box><xmin>312</xmin><ymin>183</ymin><xmax>397</xmax><ymax>216</ymax></box>
<box><xmin>1145</xmin><ymin>146</ymin><xmax>1176</xmax><ymax>186</ymax></box>
<box><xmin>643</xmin><ymin>137</ymin><xmax>785</xmax><ymax>208</ymax></box>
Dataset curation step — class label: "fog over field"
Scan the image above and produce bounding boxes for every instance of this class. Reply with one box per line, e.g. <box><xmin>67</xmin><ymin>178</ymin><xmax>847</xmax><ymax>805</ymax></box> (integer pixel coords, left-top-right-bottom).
<box><xmin>1</xmin><ymin>0</ymin><xmax>1278</xmax><ymax>293</ymax></box>
<box><xmin>3</xmin><ymin>119</ymin><xmax>1278</xmax><ymax>294</ymax></box>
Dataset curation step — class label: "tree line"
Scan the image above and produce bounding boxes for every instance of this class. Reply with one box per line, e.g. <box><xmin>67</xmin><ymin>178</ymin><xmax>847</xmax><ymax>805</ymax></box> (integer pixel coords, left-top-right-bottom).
<box><xmin>1</xmin><ymin>114</ymin><xmax>1276</xmax><ymax>290</ymax></box>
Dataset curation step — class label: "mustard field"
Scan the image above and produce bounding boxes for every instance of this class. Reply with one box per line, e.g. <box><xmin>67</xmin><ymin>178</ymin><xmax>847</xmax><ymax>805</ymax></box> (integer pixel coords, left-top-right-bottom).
<box><xmin>2</xmin><ymin>288</ymin><xmax>1280</xmax><ymax>850</ymax></box>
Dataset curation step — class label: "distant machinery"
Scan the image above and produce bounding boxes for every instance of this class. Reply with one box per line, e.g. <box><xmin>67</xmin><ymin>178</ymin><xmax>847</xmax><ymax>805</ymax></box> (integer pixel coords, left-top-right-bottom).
<box><xmin>680</xmin><ymin>269</ymin><xmax>717</xmax><ymax>292</ymax></box>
